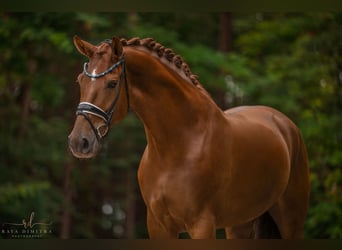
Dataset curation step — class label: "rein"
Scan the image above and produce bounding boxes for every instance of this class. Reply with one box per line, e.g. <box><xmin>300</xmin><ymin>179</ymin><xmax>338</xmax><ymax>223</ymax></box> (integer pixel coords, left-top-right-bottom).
<box><xmin>76</xmin><ymin>53</ymin><xmax>129</xmax><ymax>141</ymax></box>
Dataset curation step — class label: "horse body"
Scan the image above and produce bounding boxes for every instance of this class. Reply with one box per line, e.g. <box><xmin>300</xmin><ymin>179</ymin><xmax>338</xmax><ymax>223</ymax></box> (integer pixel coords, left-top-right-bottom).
<box><xmin>68</xmin><ymin>37</ymin><xmax>310</xmax><ymax>239</ymax></box>
<box><xmin>138</xmin><ymin>105</ymin><xmax>302</xmax><ymax>238</ymax></box>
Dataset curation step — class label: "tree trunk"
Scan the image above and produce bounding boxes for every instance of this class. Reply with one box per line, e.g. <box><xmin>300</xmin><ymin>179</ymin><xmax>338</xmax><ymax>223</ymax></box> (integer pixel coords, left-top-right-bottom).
<box><xmin>18</xmin><ymin>82</ymin><xmax>31</xmax><ymax>137</ymax></box>
<box><xmin>60</xmin><ymin>157</ymin><xmax>74</xmax><ymax>239</ymax></box>
<box><xmin>218</xmin><ymin>12</ymin><xmax>233</xmax><ymax>53</ymax></box>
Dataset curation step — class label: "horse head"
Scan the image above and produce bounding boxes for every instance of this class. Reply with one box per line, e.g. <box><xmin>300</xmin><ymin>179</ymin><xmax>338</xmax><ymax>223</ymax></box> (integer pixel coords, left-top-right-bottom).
<box><xmin>68</xmin><ymin>36</ymin><xmax>129</xmax><ymax>159</ymax></box>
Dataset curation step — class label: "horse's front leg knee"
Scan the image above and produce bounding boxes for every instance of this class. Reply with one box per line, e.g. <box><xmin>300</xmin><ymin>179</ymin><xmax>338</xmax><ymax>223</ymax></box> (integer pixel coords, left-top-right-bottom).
<box><xmin>187</xmin><ymin>212</ymin><xmax>216</xmax><ymax>239</ymax></box>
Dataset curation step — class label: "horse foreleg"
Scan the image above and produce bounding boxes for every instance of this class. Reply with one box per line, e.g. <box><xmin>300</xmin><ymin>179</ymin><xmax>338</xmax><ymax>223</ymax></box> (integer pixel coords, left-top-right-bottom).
<box><xmin>225</xmin><ymin>220</ymin><xmax>255</xmax><ymax>239</ymax></box>
<box><xmin>187</xmin><ymin>212</ymin><xmax>216</xmax><ymax>239</ymax></box>
<box><xmin>146</xmin><ymin>209</ymin><xmax>179</xmax><ymax>239</ymax></box>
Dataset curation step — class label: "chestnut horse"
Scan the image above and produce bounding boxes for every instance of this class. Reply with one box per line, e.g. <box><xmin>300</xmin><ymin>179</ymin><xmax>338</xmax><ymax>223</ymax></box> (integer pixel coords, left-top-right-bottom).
<box><xmin>68</xmin><ymin>36</ymin><xmax>310</xmax><ymax>239</ymax></box>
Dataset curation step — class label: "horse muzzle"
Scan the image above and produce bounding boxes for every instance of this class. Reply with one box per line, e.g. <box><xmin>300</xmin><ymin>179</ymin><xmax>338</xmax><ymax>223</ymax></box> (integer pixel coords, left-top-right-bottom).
<box><xmin>68</xmin><ymin>127</ymin><xmax>101</xmax><ymax>159</ymax></box>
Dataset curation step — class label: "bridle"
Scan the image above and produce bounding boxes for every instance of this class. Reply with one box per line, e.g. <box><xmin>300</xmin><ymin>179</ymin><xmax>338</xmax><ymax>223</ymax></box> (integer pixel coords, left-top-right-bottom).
<box><xmin>75</xmin><ymin>51</ymin><xmax>129</xmax><ymax>141</ymax></box>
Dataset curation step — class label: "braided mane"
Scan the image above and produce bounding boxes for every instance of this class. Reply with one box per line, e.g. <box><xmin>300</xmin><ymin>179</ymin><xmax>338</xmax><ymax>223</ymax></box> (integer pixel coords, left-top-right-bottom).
<box><xmin>120</xmin><ymin>37</ymin><xmax>209</xmax><ymax>94</ymax></box>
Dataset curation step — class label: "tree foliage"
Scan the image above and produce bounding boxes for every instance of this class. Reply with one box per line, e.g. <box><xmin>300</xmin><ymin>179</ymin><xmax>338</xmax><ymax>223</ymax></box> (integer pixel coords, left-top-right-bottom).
<box><xmin>0</xmin><ymin>12</ymin><xmax>341</xmax><ymax>238</ymax></box>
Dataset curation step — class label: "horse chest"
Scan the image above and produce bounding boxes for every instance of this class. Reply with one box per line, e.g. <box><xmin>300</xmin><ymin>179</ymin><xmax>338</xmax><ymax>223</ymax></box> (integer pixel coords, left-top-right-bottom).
<box><xmin>140</xmin><ymin>169</ymin><xmax>191</xmax><ymax>206</ymax></box>
<box><xmin>138</xmin><ymin>166</ymin><xmax>201</xmax><ymax>227</ymax></box>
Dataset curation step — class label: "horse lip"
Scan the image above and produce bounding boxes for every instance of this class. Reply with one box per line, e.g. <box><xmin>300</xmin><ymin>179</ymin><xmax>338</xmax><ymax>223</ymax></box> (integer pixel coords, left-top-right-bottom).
<box><xmin>68</xmin><ymin>143</ymin><xmax>95</xmax><ymax>159</ymax></box>
<box><xmin>70</xmin><ymin>150</ymin><xmax>96</xmax><ymax>159</ymax></box>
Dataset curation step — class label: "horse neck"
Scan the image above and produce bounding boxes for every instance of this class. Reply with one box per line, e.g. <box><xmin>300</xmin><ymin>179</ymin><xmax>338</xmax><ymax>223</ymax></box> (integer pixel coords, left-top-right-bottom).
<box><xmin>124</xmin><ymin>47</ymin><xmax>221</xmax><ymax>150</ymax></box>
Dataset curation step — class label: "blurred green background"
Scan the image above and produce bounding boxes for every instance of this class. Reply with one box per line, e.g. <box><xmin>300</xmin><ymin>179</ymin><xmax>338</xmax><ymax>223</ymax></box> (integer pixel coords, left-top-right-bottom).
<box><xmin>0</xmin><ymin>12</ymin><xmax>341</xmax><ymax>238</ymax></box>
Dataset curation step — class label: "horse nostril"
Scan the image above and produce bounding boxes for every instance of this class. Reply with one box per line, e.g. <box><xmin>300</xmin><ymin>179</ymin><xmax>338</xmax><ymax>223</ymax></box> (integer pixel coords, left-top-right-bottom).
<box><xmin>82</xmin><ymin>137</ymin><xmax>90</xmax><ymax>153</ymax></box>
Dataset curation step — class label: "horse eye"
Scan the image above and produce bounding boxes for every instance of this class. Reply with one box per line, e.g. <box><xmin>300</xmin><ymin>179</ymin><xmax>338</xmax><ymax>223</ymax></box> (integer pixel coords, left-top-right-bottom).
<box><xmin>107</xmin><ymin>80</ymin><xmax>118</xmax><ymax>89</ymax></box>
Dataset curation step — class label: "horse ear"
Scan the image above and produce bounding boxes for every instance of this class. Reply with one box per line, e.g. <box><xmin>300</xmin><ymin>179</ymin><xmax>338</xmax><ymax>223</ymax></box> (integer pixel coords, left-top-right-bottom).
<box><xmin>111</xmin><ymin>37</ymin><xmax>123</xmax><ymax>58</ymax></box>
<box><xmin>73</xmin><ymin>35</ymin><xmax>95</xmax><ymax>58</ymax></box>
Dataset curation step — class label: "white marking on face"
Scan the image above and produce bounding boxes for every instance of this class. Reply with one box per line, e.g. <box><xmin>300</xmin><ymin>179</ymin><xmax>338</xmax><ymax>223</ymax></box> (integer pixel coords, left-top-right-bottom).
<box><xmin>91</xmin><ymin>69</ymin><xmax>96</xmax><ymax>82</ymax></box>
